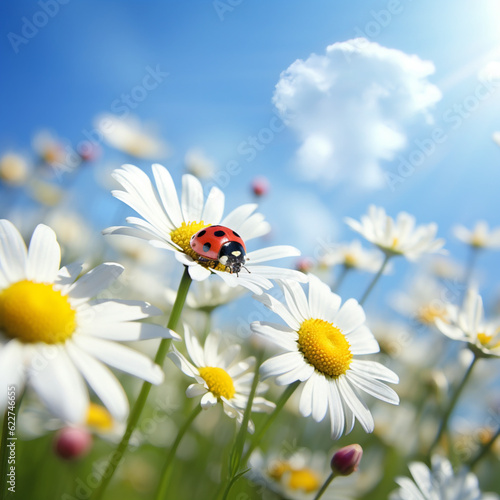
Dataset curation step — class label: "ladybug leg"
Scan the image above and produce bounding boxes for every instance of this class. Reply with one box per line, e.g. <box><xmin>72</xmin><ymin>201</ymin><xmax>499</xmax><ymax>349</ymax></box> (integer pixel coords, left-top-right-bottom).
<box><xmin>197</xmin><ymin>256</ymin><xmax>217</xmax><ymax>267</ymax></box>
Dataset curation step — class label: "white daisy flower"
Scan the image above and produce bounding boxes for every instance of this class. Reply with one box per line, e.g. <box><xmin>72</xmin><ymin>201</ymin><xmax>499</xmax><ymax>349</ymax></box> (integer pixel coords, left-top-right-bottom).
<box><xmin>167</xmin><ymin>325</ymin><xmax>275</xmax><ymax>429</ymax></box>
<box><xmin>184</xmin><ymin>148</ymin><xmax>216</xmax><ymax>179</ymax></box>
<box><xmin>390</xmin><ymin>455</ymin><xmax>499</xmax><ymax>500</ymax></box>
<box><xmin>251</xmin><ymin>274</ymin><xmax>399</xmax><ymax>439</ymax></box>
<box><xmin>390</xmin><ymin>275</ymin><xmax>451</xmax><ymax>328</ymax></box>
<box><xmin>18</xmin><ymin>401</ymin><xmax>133</xmax><ymax>445</ymax></box>
<box><xmin>0</xmin><ymin>152</ymin><xmax>30</xmax><ymax>187</ymax></box>
<box><xmin>453</xmin><ymin>221</ymin><xmax>500</xmax><ymax>250</ymax></box>
<box><xmin>249</xmin><ymin>447</ymin><xmax>378</xmax><ymax>500</ymax></box>
<box><xmin>95</xmin><ymin>114</ymin><xmax>169</xmax><ymax>159</ymax></box>
<box><xmin>436</xmin><ymin>289</ymin><xmax>500</xmax><ymax>358</ymax></box>
<box><xmin>320</xmin><ymin>240</ymin><xmax>389</xmax><ymax>273</ymax></box>
<box><xmin>0</xmin><ymin>220</ymin><xmax>179</xmax><ymax>424</ymax></box>
<box><xmin>345</xmin><ymin>205</ymin><xmax>445</xmax><ymax>261</ymax></box>
<box><xmin>104</xmin><ymin>163</ymin><xmax>305</xmax><ymax>294</ymax></box>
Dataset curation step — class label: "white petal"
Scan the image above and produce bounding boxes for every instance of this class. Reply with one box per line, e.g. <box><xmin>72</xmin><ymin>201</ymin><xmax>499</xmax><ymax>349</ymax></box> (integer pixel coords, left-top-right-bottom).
<box><xmin>221</xmin><ymin>204</ymin><xmax>258</xmax><ymax>230</ymax></box>
<box><xmin>275</xmin><ymin>362</ymin><xmax>314</xmax><ymax>385</ymax></box>
<box><xmin>328</xmin><ymin>380</ymin><xmax>345</xmax><ymax>440</ymax></box>
<box><xmin>186</xmin><ymin>384</ymin><xmax>207</xmax><ymax>398</ymax></box>
<box><xmin>253</xmin><ymin>292</ymin><xmax>301</xmax><ymax>330</ymax></box>
<box><xmin>310</xmin><ymin>374</ymin><xmax>329</xmax><ymax>422</ymax></box>
<box><xmin>246</xmin><ymin>245</ymin><xmax>301</xmax><ymax>264</ymax></box>
<box><xmin>68</xmin><ymin>263</ymin><xmax>124</xmax><ymax>305</ymax></box>
<box><xmin>0</xmin><ymin>340</ymin><xmax>27</xmax><ymax>409</ymax></box>
<box><xmin>299</xmin><ymin>375</ymin><xmax>315</xmax><ymax>417</ymax></box>
<box><xmin>188</xmin><ymin>263</ymin><xmax>212</xmax><ymax>282</ymax></box>
<box><xmin>250</xmin><ymin>322</ymin><xmax>298</xmax><ymax>352</ymax></box>
<box><xmin>213</xmin><ymin>268</ymin><xmax>272</xmax><ymax>295</ymax></box>
<box><xmin>346</xmin><ymin>325</ymin><xmax>380</xmax><ymax>355</ymax></box>
<box><xmin>152</xmin><ymin>163</ymin><xmax>183</xmax><ymax>227</ymax></box>
<box><xmin>337</xmin><ymin>377</ymin><xmax>374</xmax><ymax>433</ymax></box>
<box><xmin>83</xmin><ymin>299</ymin><xmax>163</xmax><ymax>324</ymax></box>
<box><xmin>181</xmin><ymin>174</ymin><xmax>204</xmax><ymax>222</ymax></box>
<box><xmin>80</xmin><ymin>321</ymin><xmax>179</xmax><ymax>342</ymax></box>
<box><xmin>203</xmin><ymin>332</ymin><xmax>220</xmax><ymax>366</ymax></box>
<box><xmin>66</xmin><ymin>341</ymin><xmax>129</xmax><ymax>421</ymax></box>
<box><xmin>259</xmin><ymin>352</ymin><xmax>304</xmax><ymax>381</ymax></box>
<box><xmin>112</xmin><ymin>165</ymin><xmax>172</xmax><ymax>234</ymax></box>
<box><xmin>183</xmin><ymin>324</ymin><xmax>205</xmax><ymax>368</ymax></box>
<box><xmin>0</xmin><ymin>219</ymin><xmax>27</xmax><ymax>284</ymax></box>
<box><xmin>201</xmin><ymin>186</ymin><xmax>225</xmax><ymax>224</ymax></box>
<box><xmin>74</xmin><ymin>335</ymin><xmax>164</xmax><ymax>385</ymax></box>
<box><xmin>349</xmin><ymin>360</ymin><xmax>399</xmax><ymax>383</ymax></box>
<box><xmin>408</xmin><ymin>462</ymin><xmax>433</xmax><ymax>498</ymax></box>
<box><xmin>201</xmin><ymin>391</ymin><xmax>218</xmax><ymax>408</ymax></box>
<box><xmin>54</xmin><ymin>262</ymin><xmax>84</xmax><ymax>289</ymax></box>
<box><xmin>29</xmin><ymin>346</ymin><xmax>88</xmax><ymax>424</ymax></box>
<box><xmin>26</xmin><ymin>224</ymin><xmax>61</xmax><ymax>283</ymax></box>
<box><xmin>308</xmin><ymin>274</ymin><xmax>340</xmax><ymax>320</ymax></box>
<box><xmin>333</xmin><ymin>298</ymin><xmax>366</xmax><ymax>333</ymax></box>
<box><xmin>283</xmin><ymin>280</ymin><xmax>310</xmax><ymax>322</ymax></box>
<box><xmin>167</xmin><ymin>347</ymin><xmax>199</xmax><ymax>378</ymax></box>
<box><xmin>346</xmin><ymin>371</ymin><xmax>399</xmax><ymax>405</ymax></box>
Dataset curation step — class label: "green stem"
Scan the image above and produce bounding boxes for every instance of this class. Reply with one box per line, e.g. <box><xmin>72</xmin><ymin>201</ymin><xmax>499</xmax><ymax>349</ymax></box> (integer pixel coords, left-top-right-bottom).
<box><xmin>92</xmin><ymin>267</ymin><xmax>192</xmax><ymax>500</ymax></box>
<box><xmin>313</xmin><ymin>471</ymin><xmax>336</xmax><ymax>500</ymax></box>
<box><xmin>359</xmin><ymin>254</ymin><xmax>391</xmax><ymax>306</ymax></box>
<box><xmin>429</xmin><ymin>354</ymin><xmax>478</xmax><ymax>455</ymax></box>
<box><xmin>241</xmin><ymin>381</ymin><xmax>300</xmax><ymax>466</ymax></box>
<box><xmin>332</xmin><ymin>265</ymin><xmax>350</xmax><ymax>293</ymax></box>
<box><xmin>468</xmin><ymin>426</ymin><xmax>500</xmax><ymax>470</ymax></box>
<box><xmin>219</xmin><ymin>351</ymin><xmax>264</xmax><ymax>500</ymax></box>
<box><xmin>155</xmin><ymin>404</ymin><xmax>202</xmax><ymax>500</ymax></box>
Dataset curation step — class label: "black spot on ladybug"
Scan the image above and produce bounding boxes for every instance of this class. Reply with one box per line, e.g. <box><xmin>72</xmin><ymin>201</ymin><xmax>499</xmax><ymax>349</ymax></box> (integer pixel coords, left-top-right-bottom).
<box><xmin>232</xmin><ymin>230</ymin><xmax>241</xmax><ymax>238</ymax></box>
<box><xmin>197</xmin><ymin>229</ymin><xmax>206</xmax><ymax>238</ymax></box>
<box><xmin>214</xmin><ymin>230</ymin><xmax>226</xmax><ymax>237</ymax></box>
<box><xmin>203</xmin><ymin>242</ymin><xmax>211</xmax><ymax>252</ymax></box>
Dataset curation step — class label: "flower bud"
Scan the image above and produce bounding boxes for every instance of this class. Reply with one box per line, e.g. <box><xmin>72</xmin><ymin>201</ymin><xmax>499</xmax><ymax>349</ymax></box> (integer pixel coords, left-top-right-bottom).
<box><xmin>53</xmin><ymin>427</ymin><xmax>93</xmax><ymax>460</ymax></box>
<box><xmin>330</xmin><ymin>444</ymin><xmax>363</xmax><ymax>476</ymax></box>
<box><xmin>251</xmin><ymin>176</ymin><xmax>270</xmax><ymax>197</ymax></box>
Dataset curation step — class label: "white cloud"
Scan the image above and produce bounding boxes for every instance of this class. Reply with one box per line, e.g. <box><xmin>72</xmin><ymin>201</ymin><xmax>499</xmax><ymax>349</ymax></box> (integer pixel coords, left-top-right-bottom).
<box><xmin>273</xmin><ymin>38</ymin><xmax>442</xmax><ymax>189</ymax></box>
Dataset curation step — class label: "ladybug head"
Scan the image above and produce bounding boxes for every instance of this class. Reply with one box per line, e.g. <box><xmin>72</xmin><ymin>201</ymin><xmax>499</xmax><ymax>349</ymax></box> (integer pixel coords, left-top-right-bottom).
<box><xmin>218</xmin><ymin>241</ymin><xmax>246</xmax><ymax>274</ymax></box>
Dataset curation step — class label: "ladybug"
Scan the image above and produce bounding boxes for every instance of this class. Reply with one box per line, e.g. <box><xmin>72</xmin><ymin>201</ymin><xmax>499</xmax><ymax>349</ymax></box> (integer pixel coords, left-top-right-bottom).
<box><xmin>190</xmin><ymin>225</ymin><xmax>248</xmax><ymax>275</ymax></box>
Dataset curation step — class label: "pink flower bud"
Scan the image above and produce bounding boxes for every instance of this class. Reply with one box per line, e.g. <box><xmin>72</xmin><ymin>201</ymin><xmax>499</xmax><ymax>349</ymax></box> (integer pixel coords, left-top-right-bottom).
<box><xmin>78</xmin><ymin>142</ymin><xmax>101</xmax><ymax>162</ymax></box>
<box><xmin>295</xmin><ymin>257</ymin><xmax>314</xmax><ymax>273</ymax></box>
<box><xmin>251</xmin><ymin>176</ymin><xmax>270</xmax><ymax>197</ymax></box>
<box><xmin>330</xmin><ymin>444</ymin><xmax>363</xmax><ymax>476</ymax></box>
<box><xmin>53</xmin><ymin>427</ymin><xmax>93</xmax><ymax>460</ymax></box>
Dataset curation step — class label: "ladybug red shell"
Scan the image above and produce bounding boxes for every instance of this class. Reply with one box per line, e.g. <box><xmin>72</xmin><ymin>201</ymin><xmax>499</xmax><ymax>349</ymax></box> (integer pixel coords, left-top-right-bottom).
<box><xmin>190</xmin><ymin>225</ymin><xmax>247</xmax><ymax>274</ymax></box>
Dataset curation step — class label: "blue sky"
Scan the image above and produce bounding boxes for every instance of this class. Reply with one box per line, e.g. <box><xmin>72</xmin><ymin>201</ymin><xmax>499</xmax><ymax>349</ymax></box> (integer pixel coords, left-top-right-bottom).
<box><xmin>2</xmin><ymin>0</ymin><xmax>500</xmax><ymax>309</ymax></box>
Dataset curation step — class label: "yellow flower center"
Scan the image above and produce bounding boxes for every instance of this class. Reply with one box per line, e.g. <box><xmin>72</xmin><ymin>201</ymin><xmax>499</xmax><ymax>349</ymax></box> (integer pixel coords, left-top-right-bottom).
<box><xmin>268</xmin><ymin>461</ymin><xmax>291</xmax><ymax>481</ymax></box>
<box><xmin>470</xmin><ymin>235</ymin><xmax>485</xmax><ymax>248</ymax></box>
<box><xmin>170</xmin><ymin>221</ymin><xmax>228</xmax><ymax>272</ymax></box>
<box><xmin>0</xmin><ymin>280</ymin><xmax>76</xmax><ymax>344</ymax></box>
<box><xmin>198</xmin><ymin>366</ymin><xmax>235</xmax><ymax>400</ymax></box>
<box><xmin>344</xmin><ymin>253</ymin><xmax>358</xmax><ymax>268</ymax></box>
<box><xmin>298</xmin><ymin>318</ymin><xmax>352</xmax><ymax>378</ymax></box>
<box><xmin>86</xmin><ymin>403</ymin><xmax>114</xmax><ymax>431</ymax></box>
<box><xmin>287</xmin><ymin>467</ymin><xmax>321</xmax><ymax>493</ymax></box>
<box><xmin>477</xmin><ymin>333</ymin><xmax>500</xmax><ymax>349</ymax></box>
<box><xmin>417</xmin><ymin>304</ymin><xmax>448</xmax><ymax>325</ymax></box>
